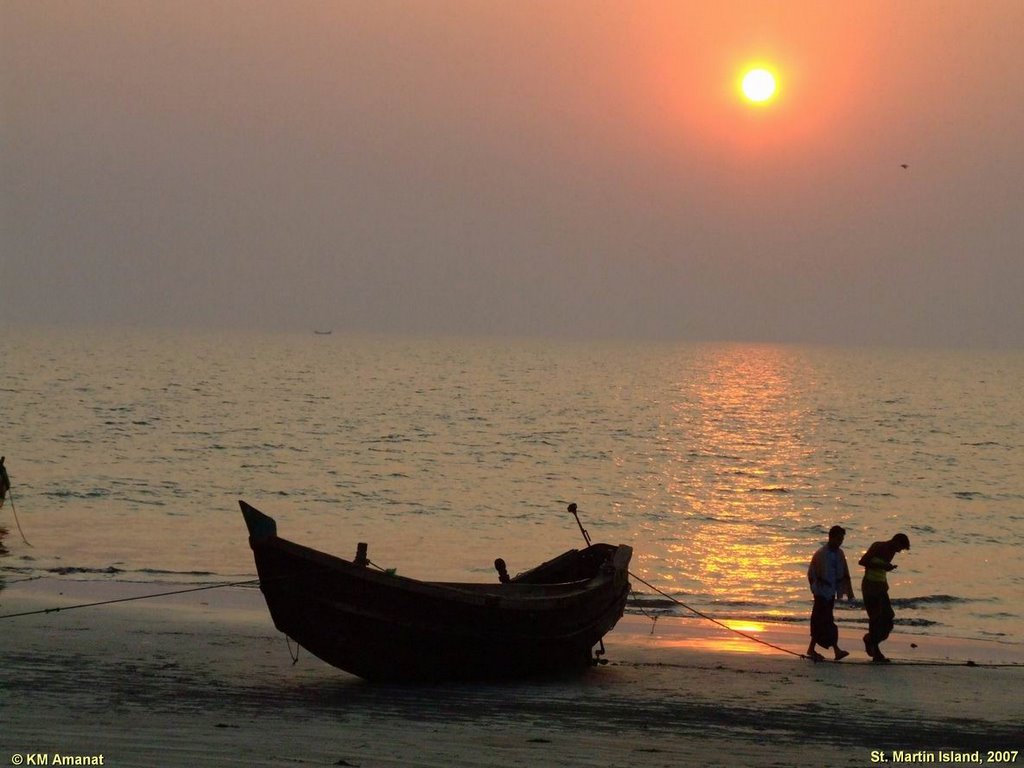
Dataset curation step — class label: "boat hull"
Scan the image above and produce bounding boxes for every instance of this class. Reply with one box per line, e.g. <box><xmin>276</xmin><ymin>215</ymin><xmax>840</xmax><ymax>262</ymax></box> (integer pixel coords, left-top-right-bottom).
<box><xmin>241</xmin><ymin>501</ymin><xmax>632</xmax><ymax>681</ymax></box>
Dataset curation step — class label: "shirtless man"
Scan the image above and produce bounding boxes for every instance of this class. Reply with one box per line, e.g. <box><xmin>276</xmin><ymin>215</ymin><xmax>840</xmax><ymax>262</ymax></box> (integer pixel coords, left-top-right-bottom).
<box><xmin>859</xmin><ymin>533</ymin><xmax>911</xmax><ymax>662</ymax></box>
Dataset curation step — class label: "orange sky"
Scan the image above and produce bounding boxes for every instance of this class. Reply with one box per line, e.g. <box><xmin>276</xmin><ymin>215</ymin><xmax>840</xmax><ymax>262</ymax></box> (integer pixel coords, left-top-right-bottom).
<box><xmin>3</xmin><ymin>1</ymin><xmax>1023</xmax><ymax>346</ymax></box>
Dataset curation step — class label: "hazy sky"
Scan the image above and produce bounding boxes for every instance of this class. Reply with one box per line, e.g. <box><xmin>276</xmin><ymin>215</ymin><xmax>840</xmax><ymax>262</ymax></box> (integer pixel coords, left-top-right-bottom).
<box><xmin>3</xmin><ymin>1</ymin><xmax>1023</xmax><ymax>347</ymax></box>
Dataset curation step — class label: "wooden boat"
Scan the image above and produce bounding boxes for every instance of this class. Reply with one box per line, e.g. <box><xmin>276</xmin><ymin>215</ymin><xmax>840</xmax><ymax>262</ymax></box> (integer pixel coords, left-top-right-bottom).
<box><xmin>240</xmin><ymin>500</ymin><xmax>632</xmax><ymax>681</ymax></box>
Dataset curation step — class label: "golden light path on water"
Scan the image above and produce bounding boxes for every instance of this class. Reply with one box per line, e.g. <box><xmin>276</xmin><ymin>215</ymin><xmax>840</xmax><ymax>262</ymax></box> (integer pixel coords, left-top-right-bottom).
<box><xmin>623</xmin><ymin>344</ymin><xmax>823</xmax><ymax>618</ymax></box>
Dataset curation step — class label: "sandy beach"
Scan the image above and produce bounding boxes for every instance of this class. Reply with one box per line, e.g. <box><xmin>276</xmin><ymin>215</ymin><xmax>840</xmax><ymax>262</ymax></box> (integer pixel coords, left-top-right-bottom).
<box><xmin>2</xmin><ymin>579</ymin><xmax>1021</xmax><ymax>768</ymax></box>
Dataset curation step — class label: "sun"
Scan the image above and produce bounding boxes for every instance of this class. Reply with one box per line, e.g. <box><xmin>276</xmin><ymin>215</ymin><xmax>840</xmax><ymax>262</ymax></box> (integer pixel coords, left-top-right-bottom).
<box><xmin>741</xmin><ymin>68</ymin><xmax>777</xmax><ymax>104</ymax></box>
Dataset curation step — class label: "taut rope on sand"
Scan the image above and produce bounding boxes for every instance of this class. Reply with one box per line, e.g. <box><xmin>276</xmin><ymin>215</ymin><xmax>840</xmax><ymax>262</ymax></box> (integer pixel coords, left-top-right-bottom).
<box><xmin>629</xmin><ymin>570</ymin><xmax>806</xmax><ymax>659</ymax></box>
<box><xmin>0</xmin><ymin>578</ymin><xmax>260</xmax><ymax>620</ymax></box>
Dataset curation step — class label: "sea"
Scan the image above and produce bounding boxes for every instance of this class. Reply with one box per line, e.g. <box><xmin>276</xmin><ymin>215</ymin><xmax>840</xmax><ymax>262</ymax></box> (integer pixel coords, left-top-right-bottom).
<box><xmin>1</xmin><ymin>327</ymin><xmax>1022</xmax><ymax>646</ymax></box>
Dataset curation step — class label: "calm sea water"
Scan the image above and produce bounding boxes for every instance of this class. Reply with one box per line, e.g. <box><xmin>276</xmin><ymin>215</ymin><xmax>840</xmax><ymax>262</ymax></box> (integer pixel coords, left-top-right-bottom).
<box><xmin>1</xmin><ymin>328</ymin><xmax>1022</xmax><ymax>645</ymax></box>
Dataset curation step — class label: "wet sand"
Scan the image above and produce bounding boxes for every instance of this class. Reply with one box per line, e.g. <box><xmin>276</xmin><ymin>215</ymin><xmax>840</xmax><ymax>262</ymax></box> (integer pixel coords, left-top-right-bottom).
<box><xmin>1</xmin><ymin>580</ymin><xmax>1021</xmax><ymax>767</ymax></box>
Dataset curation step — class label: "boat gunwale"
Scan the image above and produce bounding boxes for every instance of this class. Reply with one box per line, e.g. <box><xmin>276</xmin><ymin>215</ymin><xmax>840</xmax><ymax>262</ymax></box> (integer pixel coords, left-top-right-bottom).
<box><xmin>256</xmin><ymin>533</ymin><xmax>630</xmax><ymax>605</ymax></box>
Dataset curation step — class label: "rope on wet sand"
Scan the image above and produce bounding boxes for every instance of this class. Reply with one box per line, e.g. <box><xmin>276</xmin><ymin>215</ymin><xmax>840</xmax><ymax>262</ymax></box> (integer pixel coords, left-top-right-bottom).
<box><xmin>0</xmin><ymin>578</ymin><xmax>260</xmax><ymax>620</ymax></box>
<box><xmin>628</xmin><ymin>570</ymin><xmax>807</xmax><ymax>659</ymax></box>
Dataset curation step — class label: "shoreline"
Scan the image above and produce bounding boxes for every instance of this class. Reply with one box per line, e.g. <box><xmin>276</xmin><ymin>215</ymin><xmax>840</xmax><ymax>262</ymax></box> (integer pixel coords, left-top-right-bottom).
<box><xmin>2</xmin><ymin>579</ymin><xmax>1021</xmax><ymax>767</ymax></box>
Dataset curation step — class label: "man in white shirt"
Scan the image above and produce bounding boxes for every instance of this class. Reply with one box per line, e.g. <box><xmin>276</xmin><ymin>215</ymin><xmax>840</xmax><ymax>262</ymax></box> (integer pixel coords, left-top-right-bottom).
<box><xmin>806</xmin><ymin>525</ymin><xmax>855</xmax><ymax>662</ymax></box>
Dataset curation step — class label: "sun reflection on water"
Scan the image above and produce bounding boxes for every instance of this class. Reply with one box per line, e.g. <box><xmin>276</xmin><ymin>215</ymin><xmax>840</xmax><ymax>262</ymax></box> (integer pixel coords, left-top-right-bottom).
<box><xmin>626</xmin><ymin>344</ymin><xmax>826</xmax><ymax>617</ymax></box>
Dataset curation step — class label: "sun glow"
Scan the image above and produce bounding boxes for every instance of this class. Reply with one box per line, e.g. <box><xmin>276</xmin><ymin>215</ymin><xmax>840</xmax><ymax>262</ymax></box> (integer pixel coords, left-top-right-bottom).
<box><xmin>741</xmin><ymin>67</ymin><xmax>777</xmax><ymax>104</ymax></box>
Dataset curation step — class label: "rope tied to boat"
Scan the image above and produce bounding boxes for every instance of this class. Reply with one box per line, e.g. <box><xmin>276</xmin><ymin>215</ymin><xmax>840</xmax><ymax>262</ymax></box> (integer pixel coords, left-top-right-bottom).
<box><xmin>629</xmin><ymin>570</ymin><xmax>811</xmax><ymax>659</ymax></box>
<box><xmin>286</xmin><ymin>635</ymin><xmax>301</xmax><ymax>665</ymax></box>
<box><xmin>367</xmin><ymin>559</ymin><xmax>397</xmax><ymax>576</ymax></box>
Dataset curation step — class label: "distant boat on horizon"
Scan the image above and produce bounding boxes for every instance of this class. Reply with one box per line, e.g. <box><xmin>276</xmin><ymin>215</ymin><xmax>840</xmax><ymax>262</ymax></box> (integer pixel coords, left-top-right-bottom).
<box><xmin>313</xmin><ymin>329</ymin><xmax>333</xmax><ymax>335</ymax></box>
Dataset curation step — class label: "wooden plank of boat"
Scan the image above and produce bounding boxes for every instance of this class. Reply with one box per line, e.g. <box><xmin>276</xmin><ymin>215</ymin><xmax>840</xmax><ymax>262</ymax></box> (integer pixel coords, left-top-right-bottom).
<box><xmin>240</xmin><ymin>500</ymin><xmax>632</xmax><ymax>681</ymax></box>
